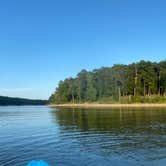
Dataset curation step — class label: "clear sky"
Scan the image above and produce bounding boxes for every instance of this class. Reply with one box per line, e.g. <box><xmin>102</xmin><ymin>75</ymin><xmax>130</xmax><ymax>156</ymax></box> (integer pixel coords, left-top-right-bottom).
<box><xmin>0</xmin><ymin>0</ymin><xmax>166</xmax><ymax>99</ymax></box>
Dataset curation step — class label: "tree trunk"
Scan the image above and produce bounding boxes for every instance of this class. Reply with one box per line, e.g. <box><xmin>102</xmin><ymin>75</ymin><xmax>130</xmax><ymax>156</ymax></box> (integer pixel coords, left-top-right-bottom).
<box><xmin>144</xmin><ymin>81</ymin><xmax>146</xmax><ymax>96</ymax></box>
<box><xmin>118</xmin><ymin>87</ymin><xmax>121</xmax><ymax>103</ymax></box>
<box><xmin>72</xmin><ymin>93</ymin><xmax>75</xmax><ymax>104</ymax></box>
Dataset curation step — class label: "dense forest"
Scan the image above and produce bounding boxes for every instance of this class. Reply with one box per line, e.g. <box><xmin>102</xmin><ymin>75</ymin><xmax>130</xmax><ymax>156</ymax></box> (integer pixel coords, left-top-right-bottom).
<box><xmin>0</xmin><ymin>96</ymin><xmax>48</xmax><ymax>106</ymax></box>
<box><xmin>49</xmin><ymin>60</ymin><xmax>166</xmax><ymax>104</ymax></box>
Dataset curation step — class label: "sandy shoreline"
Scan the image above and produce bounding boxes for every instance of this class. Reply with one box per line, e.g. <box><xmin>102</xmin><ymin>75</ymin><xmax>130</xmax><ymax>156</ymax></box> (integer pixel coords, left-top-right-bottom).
<box><xmin>49</xmin><ymin>103</ymin><xmax>166</xmax><ymax>108</ymax></box>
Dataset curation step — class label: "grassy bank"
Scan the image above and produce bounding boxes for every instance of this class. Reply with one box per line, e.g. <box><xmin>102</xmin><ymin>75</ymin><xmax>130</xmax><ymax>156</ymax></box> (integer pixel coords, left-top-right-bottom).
<box><xmin>49</xmin><ymin>103</ymin><xmax>166</xmax><ymax>108</ymax></box>
<box><xmin>50</xmin><ymin>95</ymin><xmax>166</xmax><ymax>105</ymax></box>
<box><xmin>96</xmin><ymin>95</ymin><xmax>166</xmax><ymax>104</ymax></box>
<box><xmin>49</xmin><ymin>96</ymin><xmax>166</xmax><ymax>108</ymax></box>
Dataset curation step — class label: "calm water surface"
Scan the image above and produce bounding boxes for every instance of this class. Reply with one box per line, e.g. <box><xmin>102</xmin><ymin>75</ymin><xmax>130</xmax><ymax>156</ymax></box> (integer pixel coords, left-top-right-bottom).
<box><xmin>0</xmin><ymin>106</ymin><xmax>166</xmax><ymax>166</ymax></box>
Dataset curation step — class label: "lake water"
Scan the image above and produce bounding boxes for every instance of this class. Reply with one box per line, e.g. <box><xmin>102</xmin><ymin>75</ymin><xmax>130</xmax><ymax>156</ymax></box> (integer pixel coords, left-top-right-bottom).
<box><xmin>0</xmin><ymin>106</ymin><xmax>166</xmax><ymax>166</ymax></box>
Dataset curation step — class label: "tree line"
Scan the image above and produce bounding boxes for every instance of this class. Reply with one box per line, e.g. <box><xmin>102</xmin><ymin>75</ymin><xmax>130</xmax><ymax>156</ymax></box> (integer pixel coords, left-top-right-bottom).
<box><xmin>0</xmin><ymin>96</ymin><xmax>48</xmax><ymax>106</ymax></box>
<box><xmin>49</xmin><ymin>60</ymin><xmax>166</xmax><ymax>104</ymax></box>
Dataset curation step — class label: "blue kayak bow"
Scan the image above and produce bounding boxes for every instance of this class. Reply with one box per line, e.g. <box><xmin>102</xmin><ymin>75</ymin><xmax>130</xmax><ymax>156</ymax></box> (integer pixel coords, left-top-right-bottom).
<box><xmin>26</xmin><ymin>160</ymin><xmax>51</xmax><ymax>166</ymax></box>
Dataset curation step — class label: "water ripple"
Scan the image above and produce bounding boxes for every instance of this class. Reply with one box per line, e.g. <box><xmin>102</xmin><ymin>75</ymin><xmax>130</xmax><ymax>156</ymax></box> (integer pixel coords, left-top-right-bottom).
<box><xmin>0</xmin><ymin>106</ymin><xmax>166</xmax><ymax>166</ymax></box>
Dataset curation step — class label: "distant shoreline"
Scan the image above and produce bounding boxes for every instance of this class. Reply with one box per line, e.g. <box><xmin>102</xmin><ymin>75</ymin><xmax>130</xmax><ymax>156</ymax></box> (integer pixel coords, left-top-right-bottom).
<box><xmin>49</xmin><ymin>103</ymin><xmax>166</xmax><ymax>108</ymax></box>
<box><xmin>0</xmin><ymin>96</ymin><xmax>48</xmax><ymax>106</ymax></box>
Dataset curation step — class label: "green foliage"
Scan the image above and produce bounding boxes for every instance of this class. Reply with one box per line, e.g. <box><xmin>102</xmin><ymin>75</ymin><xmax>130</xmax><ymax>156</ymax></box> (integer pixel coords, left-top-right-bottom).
<box><xmin>49</xmin><ymin>60</ymin><xmax>166</xmax><ymax>104</ymax></box>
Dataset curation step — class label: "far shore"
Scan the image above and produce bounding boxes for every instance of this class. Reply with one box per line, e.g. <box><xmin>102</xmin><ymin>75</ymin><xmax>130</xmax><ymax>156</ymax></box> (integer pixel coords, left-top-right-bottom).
<box><xmin>49</xmin><ymin>103</ymin><xmax>166</xmax><ymax>108</ymax></box>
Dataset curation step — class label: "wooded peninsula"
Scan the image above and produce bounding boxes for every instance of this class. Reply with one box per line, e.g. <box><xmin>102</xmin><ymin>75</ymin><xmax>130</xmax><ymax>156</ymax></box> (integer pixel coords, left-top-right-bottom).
<box><xmin>0</xmin><ymin>96</ymin><xmax>47</xmax><ymax>106</ymax></box>
<box><xmin>49</xmin><ymin>60</ymin><xmax>166</xmax><ymax>104</ymax></box>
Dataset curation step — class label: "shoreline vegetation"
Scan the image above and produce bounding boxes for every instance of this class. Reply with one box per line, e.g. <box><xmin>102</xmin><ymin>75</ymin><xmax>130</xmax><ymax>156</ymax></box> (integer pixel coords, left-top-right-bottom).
<box><xmin>49</xmin><ymin>60</ymin><xmax>166</xmax><ymax>105</ymax></box>
<box><xmin>49</xmin><ymin>103</ymin><xmax>166</xmax><ymax>108</ymax></box>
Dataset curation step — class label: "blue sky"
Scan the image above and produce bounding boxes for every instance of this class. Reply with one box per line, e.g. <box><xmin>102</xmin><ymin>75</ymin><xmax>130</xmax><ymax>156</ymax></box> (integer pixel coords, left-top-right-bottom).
<box><xmin>0</xmin><ymin>0</ymin><xmax>166</xmax><ymax>99</ymax></box>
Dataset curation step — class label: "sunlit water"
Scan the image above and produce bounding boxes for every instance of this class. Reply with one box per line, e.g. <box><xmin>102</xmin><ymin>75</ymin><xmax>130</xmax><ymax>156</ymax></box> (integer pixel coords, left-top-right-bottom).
<box><xmin>0</xmin><ymin>106</ymin><xmax>166</xmax><ymax>166</ymax></box>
